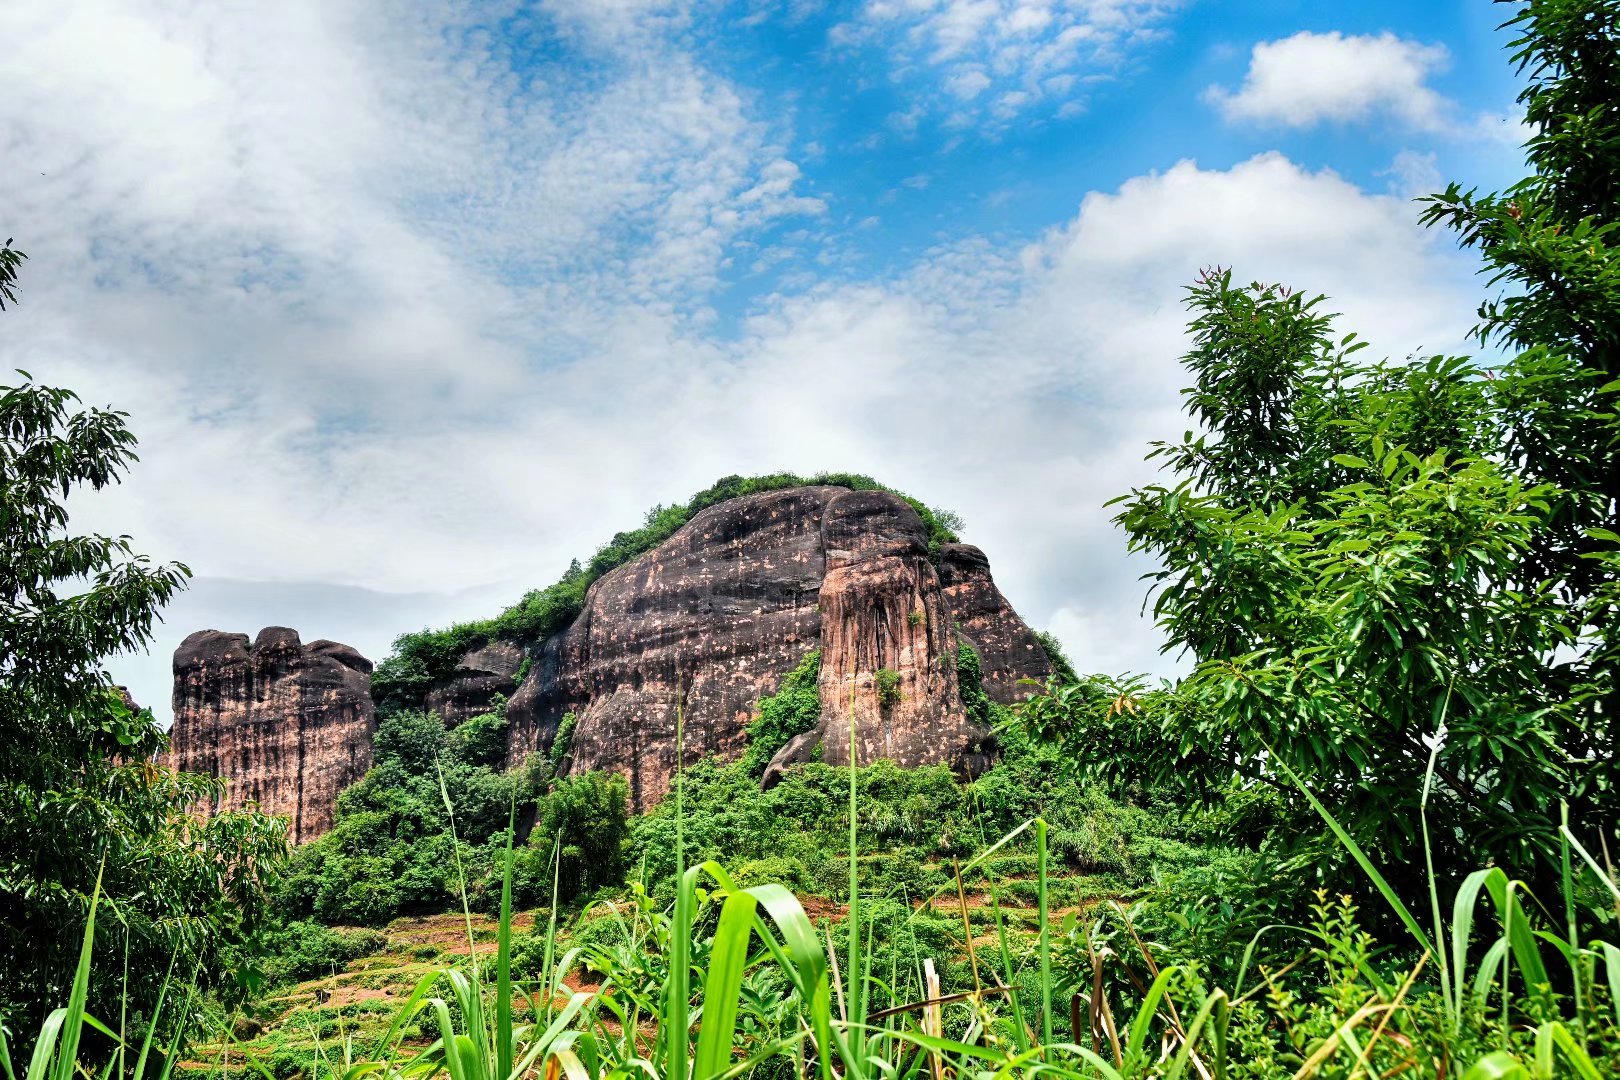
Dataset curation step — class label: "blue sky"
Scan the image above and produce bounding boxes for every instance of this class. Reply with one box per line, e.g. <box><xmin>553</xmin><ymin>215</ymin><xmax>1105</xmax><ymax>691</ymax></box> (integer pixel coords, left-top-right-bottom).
<box><xmin>690</xmin><ymin>0</ymin><xmax>1525</xmax><ymax>320</ymax></box>
<box><xmin>0</xmin><ymin>0</ymin><xmax>1531</xmax><ymax>716</ymax></box>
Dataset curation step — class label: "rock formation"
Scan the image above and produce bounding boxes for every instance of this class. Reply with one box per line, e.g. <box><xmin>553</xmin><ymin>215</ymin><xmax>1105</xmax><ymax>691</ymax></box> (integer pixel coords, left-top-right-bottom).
<box><xmin>503</xmin><ymin>486</ymin><xmax>1050</xmax><ymax>810</ymax></box>
<box><xmin>426</xmin><ymin>641</ymin><xmax>525</xmax><ymax>726</ymax></box>
<box><xmin>163</xmin><ymin>627</ymin><xmax>375</xmax><ymax>844</ymax></box>
<box><xmin>938</xmin><ymin>543</ymin><xmax>1054</xmax><ymax>702</ymax></box>
<box><xmin>166</xmin><ymin>483</ymin><xmax>1055</xmax><ymax>836</ymax></box>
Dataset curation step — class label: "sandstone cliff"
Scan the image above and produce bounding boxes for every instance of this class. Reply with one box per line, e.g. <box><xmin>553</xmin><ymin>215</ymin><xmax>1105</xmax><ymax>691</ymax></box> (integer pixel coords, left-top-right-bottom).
<box><xmin>163</xmin><ymin>627</ymin><xmax>375</xmax><ymax>844</ymax></box>
<box><xmin>167</xmin><ymin>483</ymin><xmax>1055</xmax><ymax>835</ymax></box>
<box><xmin>503</xmin><ymin>486</ymin><xmax>1050</xmax><ymax>810</ymax></box>
<box><xmin>938</xmin><ymin>543</ymin><xmax>1053</xmax><ymax>703</ymax></box>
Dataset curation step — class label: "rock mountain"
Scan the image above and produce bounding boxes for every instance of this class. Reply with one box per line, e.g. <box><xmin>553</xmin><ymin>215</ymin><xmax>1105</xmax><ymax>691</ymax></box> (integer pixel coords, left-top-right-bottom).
<box><xmin>162</xmin><ymin>484</ymin><xmax>1053</xmax><ymax>837</ymax></box>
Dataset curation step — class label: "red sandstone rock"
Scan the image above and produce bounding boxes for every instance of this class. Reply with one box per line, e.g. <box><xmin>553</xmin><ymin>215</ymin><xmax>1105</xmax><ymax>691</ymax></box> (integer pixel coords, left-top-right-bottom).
<box><xmin>507</xmin><ymin>486</ymin><xmax>1046</xmax><ymax>810</ymax></box>
<box><xmin>938</xmin><ymin>543</ymin><xmax>1053</xmax><ymax>703</ymax></box>
<box><xmin>426</xmin><ymin>640</ymin><xmax>525</xmax><ymax>726</ymax></box>
<box><xmin>163</xmin><ymin>627</ymin><xmax>374</xmax><ymax>844</ymax></box>
<box><xmin>170</xmin><ymin>486</ymin><xmax>1055</xmax><ymax>835</ymax></box>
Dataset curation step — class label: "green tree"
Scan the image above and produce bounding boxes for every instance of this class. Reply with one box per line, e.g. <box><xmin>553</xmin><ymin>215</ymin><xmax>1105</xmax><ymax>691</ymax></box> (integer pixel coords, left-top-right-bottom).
<box><xmin>739</xmin><ymin>651</ymin><xmax>821</xmax><ymax>775</ymax></box>
<box><xmin>281</xmin><ymin>707</ymin><xmax>531</xmax><ymax>924</ymax></box>
<box><xmin>1420</xmin><ymin>0</ymin><xmax>1620</xmax><ymax>831</ymax></box>
<box><xmin>0</xmin><ymin>265</ymin><xmax>288</xmax><ymax>1038</ymax></box>
<box><xmin>1025</xmin><ymin>271</ymin><xmax>1572</xmax><ymax>898</ymax></box>
<box><xmin>527</xmin><ymin>771</ymin><xmax>630</xmax><ymax>904</ymax></box>
<box><xmin>1023</xmin><ymin>2</ymin><xmax>1620</xmax><ymax>898</ymax></box>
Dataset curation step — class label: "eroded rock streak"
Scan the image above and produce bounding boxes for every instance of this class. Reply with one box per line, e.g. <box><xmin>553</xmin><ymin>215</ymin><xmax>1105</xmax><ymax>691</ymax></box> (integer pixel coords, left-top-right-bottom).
<box><xmin>507</xmin><ymin>487</ymin><xmax>1048</xmax><ymax>809</ymax></box>
<box><xmin>163</xmin><ymin>627</ymin><xmax>375</xmax><ymax>844</ymax></box>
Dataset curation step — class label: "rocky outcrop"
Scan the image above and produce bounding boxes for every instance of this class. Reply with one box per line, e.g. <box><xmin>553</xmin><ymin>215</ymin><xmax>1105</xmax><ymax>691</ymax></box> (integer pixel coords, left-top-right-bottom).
<box><xmin>939</xmin><ymin>543</ymin><xmax>1053</xmax><ymax>702</ymax></box>
<box><xmin>163</xmin><ymin>627</ymin><xmax>375</xmax><ymax>844</ymax></box>
<box><xmin>508</xmin><ymin>487</ymin><xmax>832</xmax><ymax>809</ymax></box>
<box><xmin>504</xmin><ymin>486</ymin><xmax>1048</xmax><ymax>810</ymax></box>
<box><xmin>425</xmin><ymin>641</ymin><xmax>525</xmax><ymax>726</ymax></box>
<box><xmin>167</xmin><ymin>485</ymin><xmax>1056</xmax><ymax>836</ymax></box>
<box><xmin>814</xmin><ymin>491</ymin><xmax>981</xmax><ymax>770</ymax></box>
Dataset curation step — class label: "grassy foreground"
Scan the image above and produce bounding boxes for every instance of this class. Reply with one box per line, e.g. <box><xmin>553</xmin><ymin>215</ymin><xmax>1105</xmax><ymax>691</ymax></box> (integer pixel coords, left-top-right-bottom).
<box><xmin>11</xmin><ymin>740</ymin><xmax>1620</xmax><ymax>1080</ymax></box>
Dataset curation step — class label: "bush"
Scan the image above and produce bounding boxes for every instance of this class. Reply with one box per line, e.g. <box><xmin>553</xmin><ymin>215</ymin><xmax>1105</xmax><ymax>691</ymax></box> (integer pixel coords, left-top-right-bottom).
<box><xmin>260</xmin><ymin>921</ymin><xmax>388</xmax><ymax>987</ymax></box>
<box><xmin>739</xmin><ymin>651</ymin><xmax>821</xmax><ymax>774</ymax></box>
<box><xmin>873</xmin><ymin>668</ymin><xmax>901</xmax><ymax>709</ymax></box>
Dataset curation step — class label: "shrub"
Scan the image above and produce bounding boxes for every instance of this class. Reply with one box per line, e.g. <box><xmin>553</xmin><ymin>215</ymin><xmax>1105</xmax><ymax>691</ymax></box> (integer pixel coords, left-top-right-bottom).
<box><xmin>873</xmin><ymin>668</ymin><xmax>901</xmax><ymax>709</ymax></box>
<box><xmin>260</xmin><ymin>921</ymin><xmax>388</xmax><ymax>987</ymax></box>
<box><xmin>739</xmin><ymin>651</ymin><xmax>821</xmax><ymax>775</ymax></box>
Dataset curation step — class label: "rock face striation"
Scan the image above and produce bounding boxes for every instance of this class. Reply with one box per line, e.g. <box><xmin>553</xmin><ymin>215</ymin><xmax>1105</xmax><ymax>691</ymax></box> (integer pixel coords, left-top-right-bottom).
<box><xmin>938</xmin><ymin>543</ymin><xmax>1054</xmax><ymax>703</ymax></box>
<box><xmin>163</xmin><ymin>627</ymin><xmax>375</xmax><ymax>844</ymax></box>
<box><xmin>503</xmin><ymin>486</ymin><xmax>1052</xmax><ymax>810</ymax></box>
<box><xmin>166</xmin><ymin>484</ymin><xmax>1056</xmax><ymax>836</ymax></box>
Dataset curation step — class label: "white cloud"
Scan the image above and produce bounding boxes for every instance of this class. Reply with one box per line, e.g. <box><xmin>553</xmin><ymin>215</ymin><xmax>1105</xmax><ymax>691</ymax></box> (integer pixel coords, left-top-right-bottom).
<box><xmin>853</xmin><ymin>0</ymin><xmax>1183</xmax><ymax>126</ymax></box>
<box><xmin>1383</xmin><ymin>149</ymin><xmax>1443</xmax><ymax>199</ymax></box>
<box><xmin>1207</xmin><ymin>31</ymin><xmax>1452</xmax><ymax>130</ymax></box>
<box><xmin>0</xmin><ymin>3</ymin><xmax>1484</xmax><ymax>721</ymax></box>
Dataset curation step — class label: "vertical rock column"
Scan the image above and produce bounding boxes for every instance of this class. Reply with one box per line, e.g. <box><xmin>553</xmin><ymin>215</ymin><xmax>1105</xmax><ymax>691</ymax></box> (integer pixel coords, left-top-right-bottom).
<box><xmin>165</xmin><ymin>627</ymin><xmax>375</xmax><ymax>844</ymax></box>
<box><xmin>816</xmin><ymin>490</ymin><xmax>983</xmax><ymax>769</ymax></box>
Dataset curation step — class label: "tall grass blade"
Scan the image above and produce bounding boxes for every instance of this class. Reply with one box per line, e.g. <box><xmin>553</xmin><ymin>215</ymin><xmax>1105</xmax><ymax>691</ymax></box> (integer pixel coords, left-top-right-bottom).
<box><xmin>130</xmin><ymin>950</ymin><xmax>181</xmax><ymax>1080</ymax></box>
<box><xmin>1269</xmin><ymin>747</ymin><xmax>1434</xmax><ymax>955</ymax></box>
<box><xmin>1598</xmin><ymin>943</ymin><xmax>1620</xmax><ymax>1026</ymax></box>
<box><xmin>668</xmin><ymin>697</ymin><xmax>692</xmax><ymax>1080</ymax></box>
<box><xmin>1480</xmin><ymin>871</ymin><xmax>1553</xmax><ymax>1015</ymax></box>
<box><xmin>846</xmin><ymin>676</ymin><xmax>864</xmax><ymax>1044</ymax></box>
<box><xmin>50</xmin><ymin>860</ymin><xmax>105</xmax><ymax>1080</ymax></box>
<box><xmin>1123</xmin><ymin>965</ymin><xmax>1179</xmax><ymax>1067</ymax></box>
<box><xmin>1452</xmin><ymin>869</ymin><xmax>1495</xmax><ymax>1021</ymax></box>
<box><xmin>1037</xmin><ymin>817</ymin><xmax>1052</xmax><ymax>1046</ymax></box>
<box><xmin>496</xmin><ymin>800</ymin><xmax>516</xmax><ymax>1080</ymax></box>
<box><xmin>693</xmin><ymin>889</ymin><xmax>760</xmax><ymax>1080</ymax></box>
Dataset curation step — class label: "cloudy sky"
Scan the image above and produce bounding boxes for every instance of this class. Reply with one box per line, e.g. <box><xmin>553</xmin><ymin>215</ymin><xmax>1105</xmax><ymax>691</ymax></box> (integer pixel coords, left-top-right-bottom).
<box><xmin>2</xmin><ymin>0</ymin><xmax>1528</xmax><ymax>720</ymax></box>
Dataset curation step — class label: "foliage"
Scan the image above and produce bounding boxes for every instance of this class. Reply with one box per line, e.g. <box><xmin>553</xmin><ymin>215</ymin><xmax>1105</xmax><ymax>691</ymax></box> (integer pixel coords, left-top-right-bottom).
<box><xmin>1014</xmin><ymin>0</ymin><xmax>1620</xmax><ymax>906</ymax></box>
<box><xmin>447</xmin><ymin>706</ymin><xmax>510</xmax><ymax>770</ymax></box>
<box><xmin>282</xmin><ymin>702</ymin><xmax>629</xmax><ymax>925</ymax></box>
<box><xmin>29</xmin><ymin>771</ymin><xmax>1620</xmax><ymax>1080</ymax></box>
<box><xmin>955</xmin><ymin>642</ymin><xmax>991</xmax><ymax>727</ymax></box>
<box><xmin>280</xmin><ymin>707</ymin><xmax>530</xmax><ymax>925</ymax></box>
<box><xmin>372</xmin><ymin>473</ymin><xmax>963</xmax><ymax>713</ymax></box>
<box><xmin>257</xmin><ymin>921</ymin><xmax>388</xmax><ymax>988</ymax></box>
<box><xmin>0</xmin><ymin>357</ymin><xmax>288</xmax><ymax>1040</ymax></box>
<box><xmin>1021</xmin><ymin>272</ymin><xmax>1588</xmax><ymax>899</ymax></box>
<box><xmin>0</xmin><ymin>238</ymin><xmax>24</xmax><ymax>310</ymax></box>
<box><xmin>514</xmin><ymin>771</ymin><xmax>630</xmax><ymax>908</ymax></box>
<box><xmin>873</xmin><ymin>668</ymin><xmax>902</xmax><ymax>710</ymax></box>
<box><xmin>1034</xmin><ymin>630</ymin><xmax>1079</xmax><ymax>684</ymax></box>
<box><xmin>1419</xmin><ymin>0</ymin><xmax>1620</xmax><ymax>836</ymax></box>
<box><xmin>548</xmin><ymin>711</ymin><xmax>578</xmax><ymax>774</ymax></box>
<box><xmin>739</xmin><ymin>652</ymin><xmax>822</xmax><ymax>775</ymax></box>
<box><xmin>628</xmin><ymin>706</ymin><xmax>1189</xmax><ymax>902</ymax></box>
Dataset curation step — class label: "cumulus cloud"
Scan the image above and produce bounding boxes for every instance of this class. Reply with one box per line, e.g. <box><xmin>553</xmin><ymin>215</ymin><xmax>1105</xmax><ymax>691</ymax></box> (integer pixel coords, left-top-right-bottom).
<box><xmin>1207</xmin><ymin>30</ymin><xmax>1453</xmax><ymax>129</ymax></box>
<box><xmin>0</xmin><ymin>3</ymin><xmax>1484</xmax><ymax>718</ymax></box>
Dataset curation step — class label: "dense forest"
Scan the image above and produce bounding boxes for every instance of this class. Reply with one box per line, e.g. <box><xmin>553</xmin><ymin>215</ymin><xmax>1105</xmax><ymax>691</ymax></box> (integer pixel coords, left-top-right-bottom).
<box><xmin>5</xmin><ymin>2</ymin><xmax>1620</xmax><ymax>1078</ymax></box>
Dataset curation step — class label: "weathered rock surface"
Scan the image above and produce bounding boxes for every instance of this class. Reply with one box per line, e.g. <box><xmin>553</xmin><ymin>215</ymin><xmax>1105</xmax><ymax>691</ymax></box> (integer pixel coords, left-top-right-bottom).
<box><xmin>938</xmin><ymin>543</ymin><xmax>1053</xmax><ymax>702</ymax></box>
<box><xmin>425</xmin><ymin>641</ymin><xmax>525</xmax><ymax>726</ymax></box>
<box><xmin>168</xmin><ymin>485</ymin><xmax>1057</xmax><ymax>836</ymax></box>
<box><xmin>163</xmin><ymin>627</ymin><xmax>375</xmax><ymax>844</ymax></box>
<box><xmin>509</xmin><ymin>487</ymin><xmax>832</xmax><ymax>809</ymax></box>
<box><xmin>814</xmin><ymin>490</ymin><xmax>979</xmax><ymax>770</ymax></box>
<box><xmin>762</xmin><ymin>730</ymin><xmax>822</xmax><ymax>790</ymax></box>
<box><xmin>505</xmin><ymin>486</ymin><xmax>1050</xmax><ymax>810</ymax></box>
